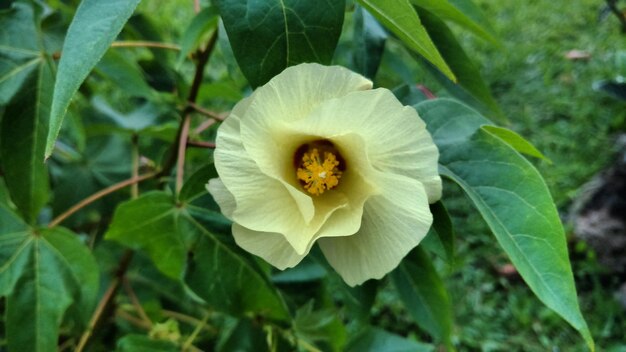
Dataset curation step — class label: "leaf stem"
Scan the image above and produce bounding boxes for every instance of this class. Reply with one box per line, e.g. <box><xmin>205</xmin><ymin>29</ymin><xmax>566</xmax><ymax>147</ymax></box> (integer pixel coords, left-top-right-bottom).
<box><xmin>111</xmin><ymin>40</ymin><xmax>181</xmax><ymax>51</ymax></box>
<box><xmin>48</xmin><ymin>172</ymin><xmax>158</xmax><ymax>228</ymax></box>
<box><xmin>123</xmin><ymin>277</ymin><xmax>153</xmax><ymax>327</ymax></box>
<box><xmin>75</xmin><ymin>250</ymin><xmax>134</xmax><ymax>352</ymax></box>
<box><xmin>131</xmin><ymin>134</ymin><xmax>140</xmax><ymax>199</ymax></box>
<box><xmin>187</xmin><ymin>102</ymin><xmax>225</xmax><ymax>120</ymax></box>
<box><xmin>181</xmin><ymin>311</ymin><xmax>211</xmax><ymax>351</ymax></box>
<box><xmin>187</xmin><ymin>140</ymin><xmax>216</xmax><ymax>149</ymax></box>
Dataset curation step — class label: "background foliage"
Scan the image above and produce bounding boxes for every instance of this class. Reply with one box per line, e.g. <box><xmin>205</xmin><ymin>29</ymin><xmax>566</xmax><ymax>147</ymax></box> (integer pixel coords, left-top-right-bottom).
<box><xmin>0</xmin><ymin>0</ymin><xmax>624</xmax><ymax>351</ymax></box>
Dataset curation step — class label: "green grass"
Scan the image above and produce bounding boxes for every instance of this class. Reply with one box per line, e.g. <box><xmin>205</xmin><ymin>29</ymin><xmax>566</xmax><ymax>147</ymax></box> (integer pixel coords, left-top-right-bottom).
<box><xmin>442</xmin><ymin>0</ymin><xmax>626</xmax><ymax>350</ymax></box>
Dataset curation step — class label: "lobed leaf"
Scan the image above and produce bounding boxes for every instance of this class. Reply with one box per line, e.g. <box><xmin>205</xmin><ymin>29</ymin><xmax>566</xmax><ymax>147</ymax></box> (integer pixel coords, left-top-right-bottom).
<box><xmin>356</xmin><ymin>0</ymin><xmax>454</xmax><ymax>81</ymax></box>
<box><xmin>416</xmin><ymin>98</ymin><xmax>594</xmax><ymax>350</ymax></box>
<box><xmin>217</xmin><ymin>0</ymin><xmax>346</xmax><ymax>88</ymax></box>
<box><xmin>46</xmin><ymin>0</ymin><xmax>142</xmax><ymax>158</ymax></box>
<box><xmin>0</xmin><ymin>217</ymin><xmax>99</xmax><ymax>352</ymax></box>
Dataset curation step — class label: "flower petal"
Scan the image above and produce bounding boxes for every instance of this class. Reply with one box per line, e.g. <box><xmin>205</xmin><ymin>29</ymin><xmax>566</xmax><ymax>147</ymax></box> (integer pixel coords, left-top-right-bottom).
<box><xmin>288</xmin><ymin>88</ymin><xmax>442</xmax><ymax>203</ymax></box>
<box><xmin>232</xmin><ymin>224</ymin><xmax>307</xmax><ymax>269</ymax></box>
<box><xmin>206</xmin><ymin>178</ymin><xmax>236</xmax><ymax>219</ymax></box>
<box><xmin>319</xmin><ymin>172</ymin><xmax>433</xmax><ymax>286</ymax></box>
<box><xmin>239</xmin><ymin>63</ymin><xmax>373</xmax><ymax>181</ymax></box>
<box><xmin>210</xmin><ymin>112</ymin><xmax>317</xmax><ymax>252</ymax></box>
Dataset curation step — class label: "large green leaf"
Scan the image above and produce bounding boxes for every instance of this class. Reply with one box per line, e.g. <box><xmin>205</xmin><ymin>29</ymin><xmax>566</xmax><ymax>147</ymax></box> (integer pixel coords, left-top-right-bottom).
<box><xmin>0</xmin><ymin>60</ymin><xmax>53</xmax><ymax>224</ymax></box>
<box><xmin>217</xmin><ymin>0</ymin><xmax>345</xmax><ymax>88</ymax></box>
<box><xmin>0</xmin><ymin>200</ymin><xmax>99</xmax><ymax>352</ymax></box>
<box><xmin>417</xmin><ymin>9</ymin><xmax>504</xmax><ymax>121</ymax></box>
<box><xmin>106</xmin><ymin>183</ymin><xmax>289</xmax><ymax>320</ymax></box>
<box><xmin>415</xmin><ymin>98</ymin><xmax>594</xmax><ymax>350</ymax></box>
<box><xmin>356</xmin><ymin>0</ymin><xmax>454</xmax><ymax>81</ymax></box>
<box><xmin>410</xmin><ymin>0</ymin><xmax>498</xmax><ymax>44</ymax></box>
<box><xmin>46</xmin><ymin>0</ymin><xmax>142</xmax><ymax>158</ymax></box>
<box><xmin>390</xmin><ymin>248</ymin><xmax>453</xmax><ymax>347</ymax></box>
<box><xmin>0</xmin><ymin>2</ymin><xmax>42</xmax><ymax>105</ymax></box>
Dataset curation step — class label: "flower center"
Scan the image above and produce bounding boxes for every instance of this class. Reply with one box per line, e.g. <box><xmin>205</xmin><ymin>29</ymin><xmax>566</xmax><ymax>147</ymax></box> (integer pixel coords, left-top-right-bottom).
<box><xmin>295</xmin><ymin>141</ymin><xmax>344</xmax><ymax>196</ymax></box>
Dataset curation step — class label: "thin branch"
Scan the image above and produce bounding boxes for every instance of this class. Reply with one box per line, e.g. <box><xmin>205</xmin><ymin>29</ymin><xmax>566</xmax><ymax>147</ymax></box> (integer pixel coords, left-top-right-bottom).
<box><xmin>187</xmin><ymin>102</ymin><xmax>226</xmax><ymax>121</ymax></box>
<box><xmin>176</xmin><ymin>116</ymin><xmax>192</xmax><ymax>195</ymax></box>
<box><xmin>75</xmin><ymin>251</ymin><xmax>134</xmax><ymax>352</ymax></box>
<box><xmin>161</xmin><ymin>310</ymin><xmax>216</xmax><ymax>334</ymax></box>
<box><xmin>194</xmin><ymin>0</ymin><xmax>200</xmax><ymax>13</ymax></box>
<box><xmin>111</xmin><ymin>40</ymin><xmax>181</xmax><ymax>51</ymax></box>
<box><xmin>123</xmin><ymin>277</ymin><xmax>153</xmax><ymax>327</ymax></box>
<box><xmin>116</xmin><ymin>309</ymin><xmax>153</xmax><ymax>330</ymax></box>
<box><xmin>157</xmin><ymin>31</ymin><xmax>218</xmax><ymax>180</ymax></box>
<box><xmin>181</xmin><ymin>311</ymin><xmax>211</xmax><ymax>351</ymax></box>
<box><xmin>187</xmin><ymin>140</ymin><xmax>216</xmax><ymax>149</ymax></box>
<box><xmin>48</xmin><ymin>172</ymin><xmax>158</xmax><ymax>228</ymax></box>
<box><xmin>193</xmin><ymin>118</ymin><xmax>217</xmax><ymax>135</ymax></box>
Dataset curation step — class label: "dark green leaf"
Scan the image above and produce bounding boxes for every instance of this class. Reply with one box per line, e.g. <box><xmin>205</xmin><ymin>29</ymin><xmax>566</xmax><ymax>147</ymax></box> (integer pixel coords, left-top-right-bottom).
<box><xmin>0</xmin><ymin>226</ymin><xmax>99</xmax><ymax>352</ymax></box>
<box><xmin>46</xmin><ymin>0</ymin><xmax>142</xmax><ymax>158</ymax></box>
<box><xmin>353</xmin><ymin>6</ymin><xmax>387</xmax><ymax>79</ymax></box>
<box><xmin>0</xmin><ymin>61</ymin><xmax>53</xmax><ymax>224</ymax></box>
<box><xmin>217</xmin><ymin>0</ymin><xmax>346</xmax><ymax>88</ymax></box>
<box><xmin>392</xmin><ymin>83</ymin><xmax>430</xmax><ymax>106</ymax></box>
<box><xmin>216</xmin><ymin>318</ymin><xmax>269</xmax><ymax>352</ymax></box>
<box><xmin>421</xmin><ymin>201</ymin><xmax>455</xmax><ymax>262</ymax></box>
<box><xmin>356</xmin><ymin>0</ymin><xmax>454</xmax><ymax>81</ymax></box>
<box><xmin>417</xmin><ymin>9</ymin><xmax>504</xmax><ymax>121</ymax></box>
<box><xmin>345</xmin><ymin>327</ymin><xmax>434</xmax><ymax>352</ymax></box>
<box><xmin>416</xmin><ymin>98</ymin><xmax>594</xmax><ymax>350</ymax></box>
<box><xmin>390</xmin><ymin>248</ymin><xmax>453</xmax><ymax>347</ymax></box>
<box><xmin>176</xmin><ymin>6</ymin><xmax>219</xmax><ymax>68</ymax></box>
<box><xmin>410</xmin><ymin>0</ymin><xmax>498</xmax><ymax>44</ymax></box>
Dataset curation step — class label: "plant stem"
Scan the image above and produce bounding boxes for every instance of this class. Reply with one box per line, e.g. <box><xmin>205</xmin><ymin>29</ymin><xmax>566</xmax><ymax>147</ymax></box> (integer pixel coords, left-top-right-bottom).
<box><xmin>75</xmin><ymin>250</ymin><xmax>134</xmax><ymax>352</ymax></box>
<box><xmin>131</xmin><ymin>134</ymin><xmax>140</xmax><ymax>199</ymax></box>
<box><xmin>111</xmin><ymin>40</ymin><xmax>181</xmax><ymax>51</ymax></box>
<box><xmin>48</xmin><ymin>172</ymin><xmax>158</xmax><ymax>228</ymax></box>
<box><xmin>123</xmin><ymin>277</ymin><xmax>153</xmax><ymax>327</ymax></box>
<box><xmin>176</xmin><ymin>115</ymin><xmax>192</xmax><ymax>195</ymax></box>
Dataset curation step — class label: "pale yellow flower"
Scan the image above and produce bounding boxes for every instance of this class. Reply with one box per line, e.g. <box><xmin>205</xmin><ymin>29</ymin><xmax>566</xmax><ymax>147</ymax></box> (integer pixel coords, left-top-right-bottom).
<box><xmin>207</xmin><ymin>63</ymin><xmax>441</xmax><ymax>286</ymax></box>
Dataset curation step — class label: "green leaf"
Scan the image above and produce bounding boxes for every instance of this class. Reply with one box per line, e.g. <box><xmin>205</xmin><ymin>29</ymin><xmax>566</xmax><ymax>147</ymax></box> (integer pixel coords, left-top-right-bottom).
<box><xmin>105</xmin><ymin>190</ymin><xmax>289</xmax><ymax>320</ymax></box>
<box><xmin>0</xmin><ymin>225</ymin><xmax>99</xmax><ymax>352</ymax></box>
<box><xmin>0</xmin><ymin>60</ymin><xmax>53</xmax><ymax>224</ymax></box>
<box><xmin>293</xmin><ymin>301</ymin><xmax>347</xmax><ymax>352</ymax></box>
<box><xmin>176</xmin><ymin>6</ymin><xmax>219</xmax><ymax>69</ymax></box>
<box><xmin>217</xmin><ymin>0</ymin><xmax>346</xmax><ymax>88</ymax></box>
<box><xmin>416</xmin><ymin>98</ymin><xmax>594</xmax><ymax>350</ymax></box>
<box><xmin>216</xmin><ymin>317</ymin><xmax>269</xmax><ymax>352</ymax></box>
<box><xmin>390</xmin><ymin>248</ymin><xmax>453</xmax><ymax>347</ymax></box>
<box><xmin>0</xmin><ymin>2</ymin><xmax>42</xmax><ymax>105</ymax></box>
<box><xmin>345</xmin><ymin>327</ymin><xmax>434</xmax><ymax>352</ymax></box>
<box><xmin>410</xmin><ymin>0</ymin><xmax>498</xmax><ymax>44</ymax></box>
<box><xmin>116</xmin><ymin>334</ymin><xmax>178</xmax><ymax>352</ymax></box>
<box><xmin>356</xmin><ymin>0</ymin><xmax>454</xmax><ymax>81</ymax></box>
<box><xmin>421</xmin><ymin>201</ymin><xmax>455</xmax><ymax>263</ymax></box>
<box><xmin>96</xmin><ymin>49</ymin><xmax>155</xmax><ymax>99</ymax></box>
<box><xmin>46</xmin><ymin>0</ymin><xmax>142</xmax><ymax>158</ymax></box>
<box><xmin>106</xmin><ymin>192</ymin><xmax>186</xmax><ymax>279</ymax></box>
<box><xmin>417</xmin><ymin>9</ymin><xmax>504</xmax><ymax>121</ymax></box>
<box><xmin>481</xmin><ymin>125</ymin><xmax>551</xmax><ymax>163</ymax></box>
<box><xmin>353</xmin><ymin>6</ymin><xmax>387</xmax><ymax>79</ymax></box>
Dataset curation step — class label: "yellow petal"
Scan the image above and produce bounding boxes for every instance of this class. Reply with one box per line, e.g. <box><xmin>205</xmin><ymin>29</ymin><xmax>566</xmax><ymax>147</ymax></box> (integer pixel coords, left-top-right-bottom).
<box><xmin>319</xmin><ymin>172</ymin><xmax>432</xmax><ymax>286</ymax></box>
<box><xmin>232</xmin><ymin>224</ymin><xmax>307</xmax><ymax>269</ymax></box>
<box><xmin>287</xmin><ymin>88</ymin><xmax>442</xmax><ymax>203</ymax></box>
